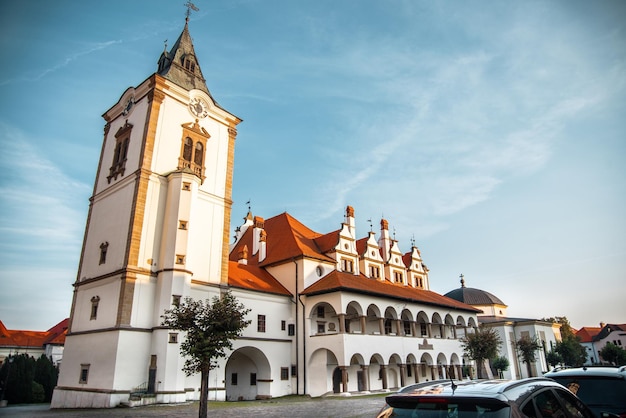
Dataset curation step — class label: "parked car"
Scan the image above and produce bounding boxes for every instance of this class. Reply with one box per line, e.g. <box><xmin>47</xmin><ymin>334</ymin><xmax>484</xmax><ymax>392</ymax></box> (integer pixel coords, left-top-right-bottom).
<box><xmin>377</xmin><ymin>378</ymin><xmax>595</xmax><ymax>418</ymax></box>
<box><xmin>544</xmin><ymin>366</ymin><xmax>626</xmax><ymax>418</ymax></box>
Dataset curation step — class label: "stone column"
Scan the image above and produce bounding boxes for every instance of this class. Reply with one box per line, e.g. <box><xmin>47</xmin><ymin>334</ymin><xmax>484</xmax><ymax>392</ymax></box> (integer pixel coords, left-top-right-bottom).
<box><xmin>413</xmin><ymin>363</ymin><xmax>420</xmax><ymax>383</ymax></box>
<box><xmin>381</xmin><ymin>365</ymin><xmax>388</xmax><ymax>390</ymax></box>
<box><xmin>396</xmin><ymin>319</ymin><xmax>402</xmax><ymax>336</ymax></box>
<box><xmin>338</xmin><ymin>313</ymin><xmax>346</xmax><ymax>333</ymax></box>
<box><xmin>341</xmin><ymin>366</ymin><xmax>349</xmax><ymax>393</ymax></box>
<box><xmin>427</xmin><ymin>323</ymin><xmax>432</xmax><ymax>338</ymax></box>
<box><xmin>378</xmin><ymin>318</ymin><xmax>385</xmax><ymax>335</ymax></box>
<box><xmin>411</xmin><ymin>321</ymin><xmax>417</xmax><ymax>337</ymax></box>
<box><xmin>399</xmin><ymin>364</ymin><xmax>407</xmax><ymax>387</ymax></box>
<box><xmin>360</xmin><ymin>316</ymin><xmax>366</xmax><ymax>334</ymax></box>
<box><xmin>361</xmin><ymin>365</ymin><xmax>370</xmax><ymax>392</ymax></box>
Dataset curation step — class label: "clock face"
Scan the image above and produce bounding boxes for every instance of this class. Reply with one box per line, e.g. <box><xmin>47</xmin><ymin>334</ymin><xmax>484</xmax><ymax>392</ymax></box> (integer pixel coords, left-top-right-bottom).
<box><xmin>189</xmin><ymin>97</ymin><xmax>208</xmax><ymax>118</ymax></box>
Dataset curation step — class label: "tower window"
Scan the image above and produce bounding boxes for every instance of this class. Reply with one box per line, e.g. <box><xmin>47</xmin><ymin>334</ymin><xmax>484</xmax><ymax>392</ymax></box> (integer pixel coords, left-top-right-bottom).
<box><xmin>177</xmin><ymin>127</ymin><xmax>208</xmax><ymax>183</ymax></box>
<box><xmin>257</xmin><ymin>315</ymin><xmax>266</xmax><ymax>333</ymax></box>
<box><xmin>99</xmin><ymin>242</ymin><xmax>109</xmax><ymax>265</ymax></box>
<box><xmin>90</xmin><ymin>296</ymin><xmax>100</xmax><ymax>320</ymax></box>
<box><xmin>176</xmin><ymin>255</ymin><xmax>185</xmax><ymax>265</ymax></box>
<box><xmin>79</xmin><ymin>364</ymin><xmax>90</xmax><ymax>384</ymax></box>
<box><xmin>108</xmin><ymin>122</ymin><xmax>132</xmax><ymax>183</ymax></box>
<box><xmin>169</xmin><ymin>333</ymin><xmax>178</xmax><ymax>343</ymax></box>
<box><xmin>179</xmin><ymin>220</ymin><xmax>187</xmax><ymax>230</ymax></box>
<box><xmin>369</xmin><ymin>265</ymin><xmax>380</xmax><ymax>279</ymax></box>
<box><xmin>341</xmin><ymin>258</ymin><xmax>354</xmax><ymax>273</ymax></box>
<box><xmin>172</xmin><ymin>295</ymin><xmax>181</xmax><ymax>307</ymax></box>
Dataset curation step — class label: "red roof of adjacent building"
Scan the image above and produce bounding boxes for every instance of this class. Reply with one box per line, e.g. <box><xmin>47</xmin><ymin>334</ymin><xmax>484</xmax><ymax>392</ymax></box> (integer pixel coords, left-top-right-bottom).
<box><xmin>0</xmin><ymin>318</ymin><xmax>68</xmax><ymax>349</ymax></box>
<box><xmin>302</xmin><ymin>270</ymin><xmax>481</xmax><ymax>313</ymax></box>
<box><xmin>575</xmin><ymin>326</ymin><xmax>602</xmax><ymax>343</ymax></box>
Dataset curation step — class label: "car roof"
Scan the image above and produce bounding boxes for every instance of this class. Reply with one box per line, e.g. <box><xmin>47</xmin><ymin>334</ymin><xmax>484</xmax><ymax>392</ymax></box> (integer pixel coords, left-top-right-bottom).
<box><xmin>388</xmin><ymin>378</ymin><xmax>565</xmax><ymax>403</ymax></box>
<box><xmin>545</xmin><ymin>366</ymin><xmax>626</xmax><ymax>379</ymax></box>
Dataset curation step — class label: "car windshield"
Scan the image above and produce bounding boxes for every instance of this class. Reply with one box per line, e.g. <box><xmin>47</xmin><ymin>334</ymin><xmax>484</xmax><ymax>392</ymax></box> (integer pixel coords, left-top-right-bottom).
<box><xmin>378</xmin><ymin>397</ymin><xmax>511</xmax><ymax>418</ymax></box>
<box><xmin>550</xmin><ymin>376</ymin><xmax>626</xmax><ymax>412</ymax></box>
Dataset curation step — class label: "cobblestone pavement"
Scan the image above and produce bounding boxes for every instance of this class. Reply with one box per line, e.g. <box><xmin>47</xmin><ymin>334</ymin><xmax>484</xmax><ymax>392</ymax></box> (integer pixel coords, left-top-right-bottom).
<box><xmin>0</xmin><ymin>393</ymin><xmax>388</xmax><ymax>418</ymax></box>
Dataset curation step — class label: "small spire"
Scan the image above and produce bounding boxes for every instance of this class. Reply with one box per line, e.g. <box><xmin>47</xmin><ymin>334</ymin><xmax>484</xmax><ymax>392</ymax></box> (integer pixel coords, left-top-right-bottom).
<box><xmin>460</xmin><ymin>274</ymin><xmax>465</xmax><ymax>288</ymax></box>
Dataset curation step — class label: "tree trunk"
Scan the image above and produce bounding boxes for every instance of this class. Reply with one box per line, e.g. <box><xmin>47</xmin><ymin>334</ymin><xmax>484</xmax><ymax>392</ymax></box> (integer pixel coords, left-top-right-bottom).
<box><xmin>199</xmin><ymin>366</ymin><xmax>209</xmax><ymax>418</ymax></box>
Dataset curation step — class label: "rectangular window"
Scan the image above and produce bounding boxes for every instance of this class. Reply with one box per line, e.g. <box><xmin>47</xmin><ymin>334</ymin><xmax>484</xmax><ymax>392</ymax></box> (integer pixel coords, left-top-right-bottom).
<box><xmin>288</xmin><ymin>324</ymin><xmax>295</xmax><ymax>336</ymax></box>
<box><xmin>90</xmin><ymin>296</ymin><xmax>100</xmax><ymax>320</ymax></box>
<box><xmin>169</xmin><ymin>333</ymin><xmax>178</xmax><ymax>343</ymax></box>
<box><xmin>79</xmin><ymin>364</ymin><xmax>90</xmax><ymax>384</ymax></box>
<box><xmin>172</xmin><ymin>295</ymin><xmax>181</xmax><ymax>307</ymax></box>
<box><xmin>250</xmin><ymin>373</ymin><xmax>257</xmax><ymax>386</ymax></box>
<box><xmin>341</xmin><ymin>258</ymin><xmax>354</xmax><ymax>273</ymax></box>
<box><xmin>257</xmin><ymin>315</ymin><xmax>266</xmax><ymax>333</ymax></box>
<box><xmin>176</xmin><ymin>255</ymin><xmax>185</xmax><ymax>265</ymax></box>
<box><xmin>370</xmin><ymin>265</ymin><xmax>380</xmax><ymax>279</ymax></box>
<box><xmin>179</xmin><ymin>220</ymin><xmax>188</xmax><ymax>230</ymax></box>
<box><xmin>317</xmin><ymin>306</ymin><xmax>325</xmax><ymax>318</ymax></box>
<box><xmin>394</xmin><ymin>271</ymin><xmax>403</xmax><ymax>283</ymax></box>
<box><xmin>420</xmin><ymin>323</ymin><xmax>427</xmax><ymax>336</ymax></box>
<box><xmin>281</xmin><ymin>367</ymin><xmax>289</xmax><ymax>380</ymax></box>
<box><xmin>281</xmin><ymin>320</ymin><xmax>286</xmax><ymax>331</ymax></box>
<box><xmin>404</xmin><ymin>321</ymin><xmax>411</xmax><ymax>335</ymax></box>
<box><xmin>182</xmin><ymin>182</ymin><xmax>191</xmax><ymax>191</ymax></box>
<box><xmin>231</xmin><ymin>373</ymin><xmax>238</xmax><ymax>385</ymax></box>
<box><xmin>317</xmin><ymin>322</ymin><xmax>325</xmax><ymax>334</ymax></box>
<box><xmin>291</xmin><ymin>365</ymin><xmax>297</xmax><ymax>377</ymax></box>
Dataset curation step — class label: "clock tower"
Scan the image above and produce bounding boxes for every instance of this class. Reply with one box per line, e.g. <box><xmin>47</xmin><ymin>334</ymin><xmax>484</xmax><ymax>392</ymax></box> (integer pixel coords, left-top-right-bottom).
<box><xmin>52</xmin><ymin>17</ymin><xmax>241</xmax><ymax>408</ymax></box>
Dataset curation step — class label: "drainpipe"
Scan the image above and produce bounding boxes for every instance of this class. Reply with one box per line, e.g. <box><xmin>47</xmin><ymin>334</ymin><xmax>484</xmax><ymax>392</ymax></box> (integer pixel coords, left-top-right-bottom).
<box><xmin>299</xmin><ymin>292</ymin><xmax>306</xmax><ymax>395</ymax></box>
<box><xmin>292</xmin><ymin>258</ymin><xmax>302</xmax><ymax>395</ymax></box>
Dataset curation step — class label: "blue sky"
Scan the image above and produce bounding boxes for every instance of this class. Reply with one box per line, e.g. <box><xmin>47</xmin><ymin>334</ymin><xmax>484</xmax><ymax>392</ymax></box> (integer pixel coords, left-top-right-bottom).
<box><xmin>1</xmin><ymin>0</ymin><xmax>624</xmax><ymax>331</ymax></box>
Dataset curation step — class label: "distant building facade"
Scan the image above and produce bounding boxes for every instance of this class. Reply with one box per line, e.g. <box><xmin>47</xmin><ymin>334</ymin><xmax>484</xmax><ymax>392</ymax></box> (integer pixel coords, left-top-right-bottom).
<box><xmin>444</xmin><ymin>276</ymin><xmax>561</xmax><ymax>379</ymax></box>
<box><xmin>0</xmin><ymin>319</ymin><xmax>68</xmax><ymax>366</ymax></box>
<box><xmin>51</xmin><ymin>19</ymin><xmax>480</xmax><ymax>409</ymax></box>
<box><xmin>577</xmin><ymin>323</ymin><xmax>626</xmax><ymax>365</ymax></box>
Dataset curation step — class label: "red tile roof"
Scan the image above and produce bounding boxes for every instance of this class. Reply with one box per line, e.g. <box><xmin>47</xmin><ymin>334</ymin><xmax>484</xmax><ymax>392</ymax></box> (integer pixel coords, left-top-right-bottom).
<box><xmin>0</xmin><ymin>318</ymin><xmax>68</xmax><ymax>349</ymax></box>
<box><xmin>302</xmin><ymin>270</ymin><xmax>481</xmax><ymax>313</ymax></box>
<box><xmin>230</xmin><ymin>212</ymin><xmax>335</xmax><ymax>266</ymax></box>
<box><xmin>575</xmin><ymin>326</ymin><xmax>601</xmax><ymax>343</ymax></box>
<box><xmin>228</xmin><ymin>261</ymin><xmax>291</xmax><ymax>296</ymax></box>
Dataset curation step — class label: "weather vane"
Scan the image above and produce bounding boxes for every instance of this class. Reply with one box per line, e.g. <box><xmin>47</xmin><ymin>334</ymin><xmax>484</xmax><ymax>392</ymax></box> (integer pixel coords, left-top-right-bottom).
<box><xmin>246</xmin><ymin>200</ymin><xmax>251</xmax><ymax>212</ymax></box>
<box><xmin>185</xmin><ymin>1</ymin><xmax>199</xmax><ymax>21</ymax></box>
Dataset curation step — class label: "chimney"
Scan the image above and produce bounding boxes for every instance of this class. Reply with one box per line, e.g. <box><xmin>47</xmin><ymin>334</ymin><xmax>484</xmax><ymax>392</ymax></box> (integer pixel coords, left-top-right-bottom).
<box><xmin>258</xmin><ymin>229</ymin><xmax>267</xmax><ymax>262</ymax></box>
<box><xmin>238</xmin><ymin>245</ymin><xmax>248</xmax><ymax>265</ymax></box>
<box><xmin>345</xmin><ymin>205</ymin><xmax>356</xmax><ymax>238</ymax></box>
<box><xmin>378</xmin><ymin>218</ymin><xmax>391</xmax><ymax>262</ymax></box>
<box><xmin>252</xmin><ymin>216</ymin><xmax>265</xmax><ymax>255</ymax></box>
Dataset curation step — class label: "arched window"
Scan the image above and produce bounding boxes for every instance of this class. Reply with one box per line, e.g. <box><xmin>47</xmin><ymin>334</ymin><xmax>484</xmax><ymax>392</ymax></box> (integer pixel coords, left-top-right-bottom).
<box><xmin>194</xmin><ymin>141</ymin><xmax>203</xmax><ymax>165</ymax></box>
<box><xmin>183</xmin><ymin>137</ymin><xmax>193</xmax><ymax>161</ymax></box>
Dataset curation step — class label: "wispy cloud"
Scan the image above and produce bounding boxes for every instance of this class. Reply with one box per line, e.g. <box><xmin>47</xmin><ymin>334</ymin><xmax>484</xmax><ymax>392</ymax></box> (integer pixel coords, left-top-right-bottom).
<box><xmin>0</xmin><ymin>40</ymin><xmax>121</xmax><ymax>86</ymax></box>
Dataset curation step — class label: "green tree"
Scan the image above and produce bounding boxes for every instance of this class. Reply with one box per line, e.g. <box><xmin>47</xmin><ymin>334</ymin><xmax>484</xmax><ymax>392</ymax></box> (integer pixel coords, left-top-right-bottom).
<box><xmin>516</xmin><ymin>335</ymin><xmax>543</xmax><ymax>377</ymax></box>
<box><xmin>599</xmin><ymin>343</ymin><xmax>626</xmax><ymax>366</ymax></box>
<box><xmin>546</xmin><ymin>349</ymin><xmax>563</xmax><ymax>369</ymax></box>
<box><xmin>542</xmin><ymin>316</ymin><xmax>586</xmax><ymax>367</ymax></box>
<box><xmin>461</xmin><ymin>326</ymin><xmax>502</xmax><ymax>378</ymax></box>
<box><xmin>161</xmin><ymin>291</ymin><xmax>251</xmax><ymax>418</ymax></box>
<box><xmin>34</xmin><ymin>355</ymin><xmax>58</xmax><ymax>402</ymax></box>
<box><xmin>555</xmin><ymin>337</ymin><xmax>587</xmax><ymax>367</ymax></box>
<box><xmin>491</xmin><ymin>356</ymin><xmax>509</xmax><ymax>378</ymax></box>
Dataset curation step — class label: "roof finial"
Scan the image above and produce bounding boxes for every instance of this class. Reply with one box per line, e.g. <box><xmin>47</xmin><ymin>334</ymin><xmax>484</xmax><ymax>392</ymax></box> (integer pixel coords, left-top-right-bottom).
<box><xmin>185</xmin><ymin>1</ymin><xmax>199</xmax><ymax>23</ymax></box>
<box><xmin>460</xmin><ymin>274</ymin><xmax>465</xmax><ymax>288</ymax></box>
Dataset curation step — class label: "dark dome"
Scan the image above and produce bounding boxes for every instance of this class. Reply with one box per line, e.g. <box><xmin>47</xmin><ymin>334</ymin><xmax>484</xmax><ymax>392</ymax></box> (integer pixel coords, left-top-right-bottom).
<box><xmin>444</xmin><ymin>287</ymin><xmax>506</xmax><ymax>306</ymax></box>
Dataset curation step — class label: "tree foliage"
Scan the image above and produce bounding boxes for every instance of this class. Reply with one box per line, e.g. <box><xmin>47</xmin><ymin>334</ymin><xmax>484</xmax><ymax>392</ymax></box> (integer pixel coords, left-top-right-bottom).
<box><xmin>546</xmin><ymin>349</ymin><xmax>563</xmax><ymax>369</ymax></box>
<box><xmin>461</xmin><ymin>326</ymin><xmax>502</xmax><ymax>378</ymax></box>
<box><xmin>0</xmin><ymin>354</ymin><xmax>58</xmax><ymax>404</ymax></box>
<box><xmin>516</xmin><ymin>335</ymin><xmax>543</xmax><ymax>376</ymax></box>
<box><xmin>491</xmin><ymin>356</ymin><xmax>509</xmax><ymax>378</ymax></box>
<box><xmin>542</xmin><ymin>316</ymin><xmax>586</xmax><ymax>367</ymax></box>
<box><xmin>161</xmin><ymin>291</ymin><xmax>251</xmax><ymax>418</ymax></box>
<box><xmin>599</xmin><ymin>343</ymin><xmax>626</xmax><ymax>366</ymax></box>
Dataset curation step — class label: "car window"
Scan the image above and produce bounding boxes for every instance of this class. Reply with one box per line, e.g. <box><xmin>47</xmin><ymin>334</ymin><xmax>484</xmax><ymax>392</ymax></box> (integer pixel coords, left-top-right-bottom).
<box><xmin>379</xmin><ymin>398</ymin><xmax>510</xmax><ymax>418</ymax></box>
<box><xmin>550</xmin><ymin>376</ymin><xmax>626</xmax><ymax>411</ymax></box>
<box><xmin>527</xmin><ymin>389</ymin><xmax>568</xmax><ymax>418</ymax></box>
<box><xmin>553</xmin><ymin>388</ymin><xmax>594</xmax><ymax>418</ymax></box>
